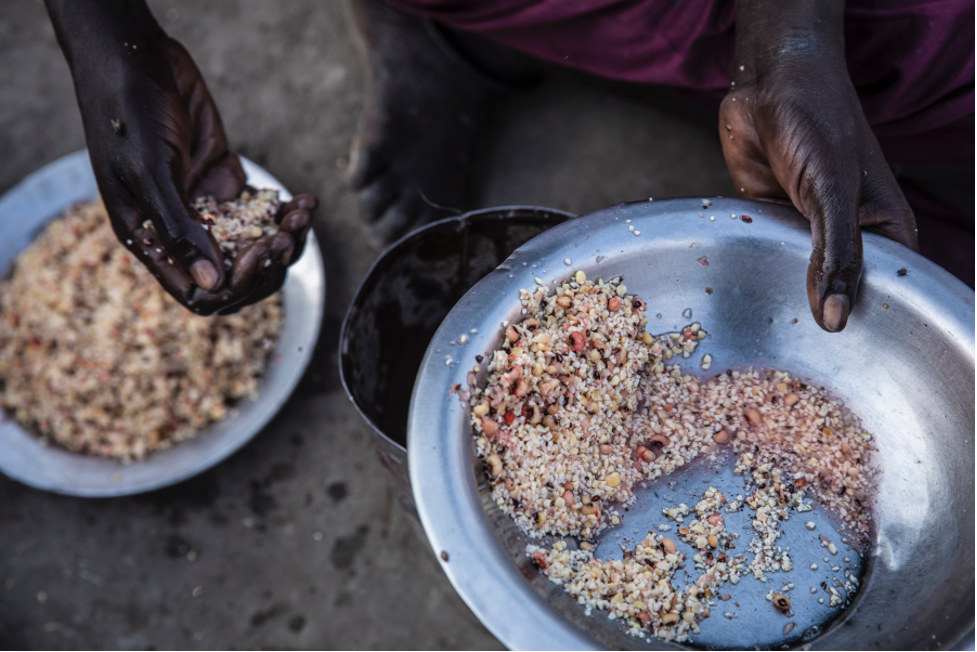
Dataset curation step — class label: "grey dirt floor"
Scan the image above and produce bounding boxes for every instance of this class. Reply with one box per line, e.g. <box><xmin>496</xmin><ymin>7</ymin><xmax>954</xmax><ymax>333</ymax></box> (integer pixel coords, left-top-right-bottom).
<box><xmin>0</xmin><ymin>1</ymin><xmax>735</xmax><ymax>649</ymax></box>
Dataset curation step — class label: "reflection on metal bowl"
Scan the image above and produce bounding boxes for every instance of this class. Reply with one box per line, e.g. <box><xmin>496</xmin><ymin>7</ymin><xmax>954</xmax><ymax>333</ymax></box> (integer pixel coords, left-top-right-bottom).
<box><xmin>408</xmin><ymin>198</ymin><xmax>974</xmax><ymax>650</ymax></box>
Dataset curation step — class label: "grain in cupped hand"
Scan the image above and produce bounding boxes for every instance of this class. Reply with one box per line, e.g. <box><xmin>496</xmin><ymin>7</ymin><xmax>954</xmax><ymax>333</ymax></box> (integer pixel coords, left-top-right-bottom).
<box><xmin>470</xmin><ymin>273</ymin><xmax>877</xmax><ymax>642</ymax></box>
<box><xmin>192</xmin><ymin>188</ymin><xmax>282</xmax><ymax>263</ymax></box>
<box><xmin>0</xmin><ymin>200</ymin><xmax>283</xmax><ymax>461</ymax></box>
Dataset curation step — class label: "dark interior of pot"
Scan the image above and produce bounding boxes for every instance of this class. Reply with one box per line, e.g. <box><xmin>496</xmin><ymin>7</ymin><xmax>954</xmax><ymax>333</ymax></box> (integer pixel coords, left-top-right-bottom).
<box><xmin>340</xmin><ymin>207</ymin><xmax>574</xmax><ymax>451</ymax></box>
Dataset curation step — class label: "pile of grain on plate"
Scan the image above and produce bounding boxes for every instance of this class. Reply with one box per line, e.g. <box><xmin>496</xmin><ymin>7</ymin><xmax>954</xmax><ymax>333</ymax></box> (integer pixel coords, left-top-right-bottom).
<box><xmin>0</xmin><ymin>200</ymin><xmax>283</xmax><ymax>461</ymax></box>
<box><xmin>192</xmin><ymin>188</ymin><xmax>282</xmax><ymax>262</ymax></box>
<box><xmin>469</xmin><ymin>273</ymin><xmax>877</xmax><ymax>642</ymax></box>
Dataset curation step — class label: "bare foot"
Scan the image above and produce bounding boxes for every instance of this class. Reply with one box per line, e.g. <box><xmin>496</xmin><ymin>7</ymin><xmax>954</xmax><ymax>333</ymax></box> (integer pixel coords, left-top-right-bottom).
<box><xmin>348</xmin><ymin>0</ymin><xmax>521</xmax><ymax>244</ymax></box>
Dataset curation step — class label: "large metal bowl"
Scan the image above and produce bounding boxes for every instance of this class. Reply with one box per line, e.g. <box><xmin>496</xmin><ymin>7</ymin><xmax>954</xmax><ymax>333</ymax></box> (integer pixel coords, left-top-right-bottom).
<box><xmin>340</xmin><ymin>206</ymin><xmax>574</xmax><ymax>514</ymax></box>
<box><xmin>408</xmin><ymin>198</ymin><xmax>974</xmax><ymax>649</ymax></box>
<box><xmin>0</xmin><ymin>150</ymin><xmax>324</xmax><ymax>497</ymax></box>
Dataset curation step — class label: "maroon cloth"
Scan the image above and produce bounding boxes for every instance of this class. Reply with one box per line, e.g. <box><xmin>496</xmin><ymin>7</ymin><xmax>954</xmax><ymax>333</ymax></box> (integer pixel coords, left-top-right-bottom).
<box><xmin>387</xmin><ymin>0</ymin><xmax>974</xmax><ymax>284</ymax></box>
<box><xmin>898</xmin><ymin>178</ymin><xmax>975</xmax><ymax>286</ymax></box>
<box><xmin>387</xmin><ymin>0</ymin><xmax>974</xmax><ymax>169</ymax></box>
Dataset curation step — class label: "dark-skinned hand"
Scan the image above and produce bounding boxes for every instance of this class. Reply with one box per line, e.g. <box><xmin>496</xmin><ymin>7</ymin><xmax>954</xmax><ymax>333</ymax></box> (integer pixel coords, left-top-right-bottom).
<box><xmin>721</xmin><ymin>0</ymin><xmax>918</xmax><ymax>332</ymax></box>
<box><xmin>45</xmin><ymin>0</ymin><xmax>316</xmax><ymax>315</ymax></box>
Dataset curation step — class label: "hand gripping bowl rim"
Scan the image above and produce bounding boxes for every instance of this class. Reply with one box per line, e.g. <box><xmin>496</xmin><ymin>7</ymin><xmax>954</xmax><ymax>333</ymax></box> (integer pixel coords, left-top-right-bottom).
<box><xmin>407</xmin><ymin>197</ymin><xmax>974</xmax><ymax>650</ymax></box>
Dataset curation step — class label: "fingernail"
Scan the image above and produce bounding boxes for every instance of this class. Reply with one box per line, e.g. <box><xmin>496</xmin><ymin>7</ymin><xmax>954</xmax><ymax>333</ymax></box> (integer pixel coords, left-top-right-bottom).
<box><xmin>279</xmin><ymin>244</ymin><xmax>295</xmax><ymax>266</ymax></box>
<box><xmin>283</xmin><ymin>209</ymin><xmax>311</xmax><ymax>231</ymax></box>
<box><xmin>296</xmin><ymin>194</ymin><xmax>318</xmax><ymax>211</ymax></box>
<box><xmin>190</xmin><ymin>259</ymin><xmax>219</xmax><ymax>291</ymax></box>
<box><xmin>821</xmin><ymin>294</ymin><xmax>850</xmax><ymax>333</ymax></box>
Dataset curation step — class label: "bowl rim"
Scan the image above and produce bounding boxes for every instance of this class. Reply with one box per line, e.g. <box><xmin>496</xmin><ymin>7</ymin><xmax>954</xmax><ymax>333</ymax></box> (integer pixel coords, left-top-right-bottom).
<box><xmin>407</xmin><ymin>196</ymin><xmax>975</xmax><ymax>650</ymax></box>
<box><xmin>0</xmin><ymin>150</ymin><xmax>325</xmax><ymax>497</ymax></box>
<box><xmin>338</xmin><ymin>205</ymin><xmax>576</xmax><ymax>453</ymax></box>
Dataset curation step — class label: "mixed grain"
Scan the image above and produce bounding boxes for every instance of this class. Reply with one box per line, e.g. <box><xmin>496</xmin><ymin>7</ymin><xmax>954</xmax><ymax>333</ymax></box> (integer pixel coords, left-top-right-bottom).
<box><xmin>0</xmin><ymin>200</ymin><xmax>283</xmax><ymax>461</ymax></box>
<box><xmin>470</xmin><ymin>274</ymin><xmax>876</xmax><ymax>642</ymax></box>
<box><xmin>192</xmin><ymin>188</ymin><xmax>281</xmax><ymax>262</ymax></box>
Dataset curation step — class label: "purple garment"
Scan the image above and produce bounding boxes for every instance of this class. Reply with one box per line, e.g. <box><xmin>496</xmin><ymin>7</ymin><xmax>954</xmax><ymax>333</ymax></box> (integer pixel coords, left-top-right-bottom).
<box><xmin>386</xmin><ymin>0</ymin><xmax>974</xmax><ymax>168</ymax></box>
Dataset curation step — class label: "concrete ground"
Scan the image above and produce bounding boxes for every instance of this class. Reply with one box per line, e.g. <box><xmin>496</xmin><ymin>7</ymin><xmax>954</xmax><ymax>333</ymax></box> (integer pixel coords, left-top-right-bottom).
<box><xmin>0</xmin><ymin>1</ymin><xmax>734</xmax><ymax>649</ymax></box>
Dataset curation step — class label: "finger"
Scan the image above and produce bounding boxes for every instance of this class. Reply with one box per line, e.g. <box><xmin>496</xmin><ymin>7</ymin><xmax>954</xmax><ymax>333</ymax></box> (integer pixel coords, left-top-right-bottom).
<box><xmin>129</xmin><ymin>222</ymin><xmax>196</xmax><ymax>301</ymax></box>
<box><xmin>192</xmin><ymin>153</ymin><xmax>246</xmax><ymax>201</ymax></box>
<box><xmin>185</xmin><ymin>268</ymin><xmax>267</xmax><ymax>316</ymax></box>
<box><xmin>800</xmin><ymin>156</ymin><xmax>864</xmax><ymax>333</ymax></box>
<box><xmin>280</xmin><ymin>208</ymin><xmax>312</xmax><ymax>233</ymax></box>
<box><xmin>719</xmin><ymin>93</ymin><xmax>790</xmax><ymax>202</ymax></box>
<box><xmin>278</xmin><ymin>204</ymin><xmax>315</xmax><ymax>265</ymax></box>
<box><xmin>269</xmin><ymin>231</ymin><xmax>295</xmax><ymax>267</ymax></box>
<box><xmin>283</xmin><ymin>218</ymin><xmax>312</xmax><ymax>266</ymax></box>
<box><xmin>230</xmin><ymin>240</ymin><xmax>272</xmax><ymax>294</ymax></box>
<box><xmin>235</xmin><ymin>233</ymin><xmax>293</xmax><ymax>300</ymax></box>
<box><xmin>369</xmin><ymin>191</ymin><xmax>443</xmax><ymax>245</ymax></box>
<box><xmin>146</xmin><ymin>168</ymin><xmax>226</xmax><ymax>293</ymax></box>
<box><xmin>347</xmin><ymin>141</ymin><xmax>391</xmax><ymax>191</ymax></box>
<box><xmin>857</xmin><ymin>156</ymin><xmax>919</xmax><ymax>251</ymax></box>
<box><xmin>97</xmin><ymin>171</ymin><xmax>146</xmax><ymax>243</ymax></box>
<box><xmin>187</xmin><ymin>233</ymin><xmax>293</xmax><ymax>315</ymax></box>
<box><xmin>212</xmin><ymin>246</ymin><xmax>288</xmax><ymax>315</ymax></box>
<box><xmin>276</xmin><ymin>193</ymin><xmax>318</xmax><ymax>222</ymax></box>
<box><xmin>98</xmin><ymin>172</ymin><xmax>198</xmax><ymax>306</ymax></box>
<box><xmin>356</xmin><ymin>176</ymin><xmax>401</xmax><ymax>224</ymax></box>
<box><xmin>185</xmin><ymin>285</ymin><xmax>238</xmax><ymax>316</ymax></box>
<box><xmin>275</xmin><ymin>193</ymin><xmax>319</xmax><ymax>266</ymax></box>
<box><xmin>229</xmin><ymin>261</ymin><xmax>289</xmax><ymax>314</ymax></box>
<box><xmin>280</xmin><ymin>208</ymin><xmax>312</xmax><ymax>252</ymax></box>
<box><xmin>746</xmin><ymin>98</ymin><xmax>866</xmax><ymax>333</ymax></box>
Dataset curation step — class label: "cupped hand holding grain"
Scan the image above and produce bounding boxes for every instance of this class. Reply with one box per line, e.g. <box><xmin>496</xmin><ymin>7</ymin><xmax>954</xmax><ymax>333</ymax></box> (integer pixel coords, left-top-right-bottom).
<box><xmin>45</xmin><ymin>0</ymin><xmax>316</xmax><ymax>315</ymax></box>
<box><xmin>0</xmin><ymin>201</ymin><xmax>285</xmax><ymax>460</ymax></box>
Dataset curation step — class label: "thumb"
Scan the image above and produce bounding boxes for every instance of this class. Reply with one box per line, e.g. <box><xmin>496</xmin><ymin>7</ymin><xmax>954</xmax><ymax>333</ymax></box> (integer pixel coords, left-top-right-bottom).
<box><xmin>144</xmin><ymin>168</ymin><xmax>226</xmax><ymax>292</ymax></box>
<box><xmin>800</xmin><ymin>156</ymin><xmax>864</xmax><ymax>333</ymax></box>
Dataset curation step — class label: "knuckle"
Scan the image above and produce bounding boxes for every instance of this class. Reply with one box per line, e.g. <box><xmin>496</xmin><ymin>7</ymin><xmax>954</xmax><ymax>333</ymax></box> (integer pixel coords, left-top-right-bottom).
<box><xmin>295</xmin><ymin>194</ymin><xmax>318</xmax><ymax>211</ymax></box>
<box><xmin>718</xmin><ymin>92</ymin><xmax>746</xmax><ymax>119</ymax></box>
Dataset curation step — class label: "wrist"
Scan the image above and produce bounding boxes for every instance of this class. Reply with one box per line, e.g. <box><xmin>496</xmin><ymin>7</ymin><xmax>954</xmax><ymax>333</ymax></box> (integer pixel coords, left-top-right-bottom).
<box><xmin>45</xmin><ymin>0</ymin><xmax>166</xmax><ymax>73</ymax></box>
<box><xmin>733</xmin><ymin>0</ymin><xmax>847</xmax><ymax>81</ymax></box>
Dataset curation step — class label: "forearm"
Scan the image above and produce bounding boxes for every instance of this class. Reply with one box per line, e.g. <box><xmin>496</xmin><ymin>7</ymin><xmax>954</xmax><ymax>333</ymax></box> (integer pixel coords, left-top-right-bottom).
<box><xmin>733</xmin><ymin>0</ymin><xmax>847</xmax><ymax>79</ymax></box>
<box><xmin>44</xmin><ymin>0</ymin><xmax>177</xmax><ymax>150</ymax></box>
<box><xmin>44</xmin><ymin>0</ymin><xmax>164</xmax><ymax>69</ymax></box>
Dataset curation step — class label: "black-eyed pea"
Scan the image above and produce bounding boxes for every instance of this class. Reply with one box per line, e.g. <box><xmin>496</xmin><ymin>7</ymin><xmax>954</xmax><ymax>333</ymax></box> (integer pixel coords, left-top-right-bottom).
<box><xmin>485</xmin><ymin>453</ymin><xmax>503</xmax><ymax>478</ymax></box>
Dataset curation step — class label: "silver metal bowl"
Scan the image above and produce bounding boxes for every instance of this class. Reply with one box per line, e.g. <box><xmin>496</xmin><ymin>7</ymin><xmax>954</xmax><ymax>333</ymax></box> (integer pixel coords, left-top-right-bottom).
<box><xmin>339</xmin><ymin>206</ymin><xmax>574</xmax><ymax>514</ymax></box>
<box><xmin>0</xmin><ymin>150</ymin><xmax>324</xmax><ymax>497</ymax></box>
<box><xmin>408</xmin><ymin>198</ymin><xmax>975</xmax><ymax>649</ymax></box>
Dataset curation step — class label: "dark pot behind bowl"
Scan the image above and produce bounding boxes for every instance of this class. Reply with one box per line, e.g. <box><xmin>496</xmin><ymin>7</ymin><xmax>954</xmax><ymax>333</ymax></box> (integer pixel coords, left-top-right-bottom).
<box><xmin>339</xmin><ymin>206</ymin><xmax>575</xmax><ymax>513</ymax></box>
